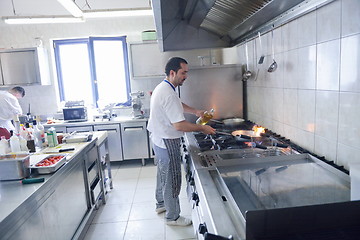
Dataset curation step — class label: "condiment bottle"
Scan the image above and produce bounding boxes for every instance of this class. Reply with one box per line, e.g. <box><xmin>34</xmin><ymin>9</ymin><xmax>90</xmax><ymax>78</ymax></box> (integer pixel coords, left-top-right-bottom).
<box><xmin>35</xmin><ymin>116</ymin><xmax>46</xmax><ymax>148</ymax></box>
<box><xmin>47</xmin><ymin>127</ymin><xmax>58</xmax><ymax>147</ymax></box>
<box><xmin>196</xmin><ymin>109</ymin><xmax>215</xmax><ymax>125</ymax></box>
<box><xmin>10</xmin><ymin>133</ymin><xmax>21</xmax><ymax>153</ymax></box>
<box><xmin>0</xmin><ymin>136</ymin><xmax>10</xmax><ymax>155</ymax></box>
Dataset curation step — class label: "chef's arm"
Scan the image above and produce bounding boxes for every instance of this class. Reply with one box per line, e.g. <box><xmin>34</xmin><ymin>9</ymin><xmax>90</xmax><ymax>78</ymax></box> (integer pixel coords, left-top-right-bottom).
<box><xmin>182</xmin><ymin>103</ymin><xmax>204</xmax><ymax>117</ymax></box>
<box><xmin>173</xmin><ymin>121</ymin><xmax>216</xmax><ymax>135</ymax></box>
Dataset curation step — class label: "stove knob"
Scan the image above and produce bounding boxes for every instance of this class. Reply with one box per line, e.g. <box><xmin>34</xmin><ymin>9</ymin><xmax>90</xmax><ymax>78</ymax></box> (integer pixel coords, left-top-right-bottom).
<box><xmin>192</xmin><ymin>192</ymin><xmax>199</xmax><ymax>205</ymax></box>
<box><xmin>185</xmin><ymin>154</ymin><xmax>190</xmax><ymax>160</ymax></box>
<box><xmin>198</xmin><ymin>223</ymin><xmax>208</xmax><ymax>235</ymax></box>
<box><xmin>183</xmin><ymin>145</ymin><xmax>187</xmax><ymax>152</ymax></box>
<box><xmin>189</xmin><ymin>177</ymin><xmax>195</xmax><ymax>186</ymax></box>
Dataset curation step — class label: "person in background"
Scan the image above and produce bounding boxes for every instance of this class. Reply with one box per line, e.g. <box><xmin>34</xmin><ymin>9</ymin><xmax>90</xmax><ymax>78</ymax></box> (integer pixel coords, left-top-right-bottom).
<box><xmin>0</xmin><ymin>86</ymin><xmax>25</xmax><ymax>137</ymax></box>
<box><xmin>147</xmin><ymin>57</ymin><xmax>216</xmax><ymax>226</ymax></box>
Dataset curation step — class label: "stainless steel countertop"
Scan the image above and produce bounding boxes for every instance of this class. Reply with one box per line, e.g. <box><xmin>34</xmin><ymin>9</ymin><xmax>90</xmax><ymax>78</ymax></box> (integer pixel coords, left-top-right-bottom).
<box><xmin>43</xmin><ymin>116</ymin><xmax>148</xmax><ymax>127</ymax></box>
<box><xmin>0</xmin><ymin>131</ymin><xmax>106</xmax><ymax>223</ymax></box>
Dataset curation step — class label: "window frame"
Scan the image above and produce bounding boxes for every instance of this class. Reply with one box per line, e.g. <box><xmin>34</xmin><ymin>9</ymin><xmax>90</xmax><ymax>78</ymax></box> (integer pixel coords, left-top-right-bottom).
<box><xmin>53</xmin><ymin>36</ymin><xmax>131</xmax><ymax>107</ymax></box>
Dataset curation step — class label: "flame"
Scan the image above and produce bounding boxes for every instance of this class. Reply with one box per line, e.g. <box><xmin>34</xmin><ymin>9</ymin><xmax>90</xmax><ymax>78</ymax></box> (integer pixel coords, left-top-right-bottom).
<box><xmin>252</xmin><ymin>125</ymin><xmax>265</xmax><ymax>136</ymax></box>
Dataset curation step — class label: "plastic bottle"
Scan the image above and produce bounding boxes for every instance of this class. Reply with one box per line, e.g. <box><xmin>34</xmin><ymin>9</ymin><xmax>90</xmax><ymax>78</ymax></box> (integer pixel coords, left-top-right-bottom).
<box><xmin>196</xmin><ymin>109</ymin><xmax>215</xmax><ymax>125</ymax></box>
<box><xmin>0</xmin><ymin>136</ymin><xmax>9</xmax><ymax>155</ymax></box>
<box><xmin>24</xmin><ymin>122</ymin><xmax>35</xmax><ymax>152</ymax></box>
<box><xmin>19</xmin><ymin>124</ymin><xmax>28</xmax><ymax>140</ymax></box>
<box><xmin>19</xmin><ymin>135</ymin><xmax>28</xmax><ymax>152</ymax></box>
<box><xmin>35</xmin><ymin>116</ymin><xmax>46</xmax><ymax>148</ymax></box>
<box><xmin>10</xmin><ymin>134</ymin><xmax>21</xmax><ymax>153</ymax></box>
<box><xmin>47</xmin><ymin>127</ymin><xmax>58</xmax><ymax>147</ymax></box>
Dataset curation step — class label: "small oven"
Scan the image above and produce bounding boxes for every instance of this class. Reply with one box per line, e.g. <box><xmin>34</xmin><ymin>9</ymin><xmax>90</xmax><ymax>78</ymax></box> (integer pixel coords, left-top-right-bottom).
<box><xmin>63</xmin><ymin>107</ymin><xmax>87</xmax><ymax>122</ymax></box>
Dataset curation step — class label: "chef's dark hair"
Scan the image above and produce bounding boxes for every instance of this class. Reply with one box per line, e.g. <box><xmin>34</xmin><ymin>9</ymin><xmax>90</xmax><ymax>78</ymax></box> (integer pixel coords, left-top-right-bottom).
<box><xmin>165</xmin><ymin>57</ymin><xmax>188</xmax><ymax>76</ymax></box>
<box><xmin>12</xmin><ymin>86</ymin><xmax>25</xmax><ymax>97</ymax></box>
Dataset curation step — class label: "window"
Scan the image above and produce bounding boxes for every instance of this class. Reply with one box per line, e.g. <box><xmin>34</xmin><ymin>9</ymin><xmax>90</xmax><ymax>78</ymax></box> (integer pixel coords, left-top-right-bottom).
<box><xmin>53</xmin><ymin>36</ymin><xmax>131</xmax><ymax>108</ymax></box>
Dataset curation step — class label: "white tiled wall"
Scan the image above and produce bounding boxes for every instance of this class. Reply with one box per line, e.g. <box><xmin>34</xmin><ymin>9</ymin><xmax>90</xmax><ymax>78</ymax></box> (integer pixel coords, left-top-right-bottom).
<box><xmin>243</xmin><ymin>0</ymin><xmax>360</xmax><ymax>169</ymax></box>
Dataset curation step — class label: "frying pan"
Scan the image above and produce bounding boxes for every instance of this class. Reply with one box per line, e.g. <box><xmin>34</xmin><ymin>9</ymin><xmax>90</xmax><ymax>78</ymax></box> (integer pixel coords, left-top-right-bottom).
<box><xmin>210</xmin><ymin>118</ymin><xmax>245</xmax><ymax>127</ymax></box>
<box><xmin>216</xmin><ymin>130</ymin><xmax>252</xmax><ymax>141</ymax></box>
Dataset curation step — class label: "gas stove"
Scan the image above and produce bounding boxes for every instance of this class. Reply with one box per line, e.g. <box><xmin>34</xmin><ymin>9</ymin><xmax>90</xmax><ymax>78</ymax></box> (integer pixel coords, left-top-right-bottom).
<box><xmin>191</xmin><ymin>121</ymin><xmax>296</xmax><ymax>167</ymax></box>
<box><xmin>183</xmin><ymin>120</ymin><xmax>358</xmax><ymax>240</ymax></box>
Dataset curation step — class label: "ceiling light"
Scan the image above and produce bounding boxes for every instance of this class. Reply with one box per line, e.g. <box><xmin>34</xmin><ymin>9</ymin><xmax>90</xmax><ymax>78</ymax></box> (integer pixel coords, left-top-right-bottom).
<box><xmin>57</xmin><ymin>0</ymin><xmax>83</xmax><ymax>17</ymax></box>
<box><xmin>3</xmin><ymin>16</ymin><xmax>85</xmax><ymax>24</ymax></box>
<box><xmin>83</xmin><ymin>9</ymin><xmax>153</xmax><ymax>18</ymax></box>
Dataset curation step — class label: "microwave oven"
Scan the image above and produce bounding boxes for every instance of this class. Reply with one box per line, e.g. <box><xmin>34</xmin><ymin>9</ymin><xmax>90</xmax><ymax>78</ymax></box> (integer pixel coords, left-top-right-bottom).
<box><xmin>63</xmin><ymin>107</ymin><xmax>88</xmax><ymax>122</ymax></box>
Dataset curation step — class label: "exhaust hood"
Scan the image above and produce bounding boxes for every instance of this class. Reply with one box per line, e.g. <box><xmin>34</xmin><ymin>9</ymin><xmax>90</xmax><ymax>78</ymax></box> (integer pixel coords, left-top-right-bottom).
<box><xmin>151</xmin><ymin>0</ymin><xmax>335</xmax><ymax>52</ymax></box>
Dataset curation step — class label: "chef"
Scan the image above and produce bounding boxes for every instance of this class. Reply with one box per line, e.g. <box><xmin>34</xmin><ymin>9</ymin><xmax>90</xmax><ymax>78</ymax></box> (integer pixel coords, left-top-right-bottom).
<box><xmin>0</xmin><ymin>86</ymin><xmax>25</xmax><ymax>137</ymax></box>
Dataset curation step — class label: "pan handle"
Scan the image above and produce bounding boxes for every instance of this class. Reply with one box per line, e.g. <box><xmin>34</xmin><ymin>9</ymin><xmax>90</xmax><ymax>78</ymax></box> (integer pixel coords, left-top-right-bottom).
<box><xmin>210</xmin><ymin>119</ymin><xmax>224</xmax><ymax>124</ymax></box>
<box><xmin>216</xmin><ymin>131</ymin><xmax>232</xmax><ymax>136</ymax></box>
<box><xmin>274</xmin><ymin>143</ymin><xmax>288</xmax><ymax>148</ymax></box>
<box><xmin>255</xmin><ymin>144</ymin><xmax>267</xmax><ymax>149</ymax></box>
<box><xmin>236</xmin><ymin>134</ymin><xmax>251</xmax><ymax>140</ymax></box>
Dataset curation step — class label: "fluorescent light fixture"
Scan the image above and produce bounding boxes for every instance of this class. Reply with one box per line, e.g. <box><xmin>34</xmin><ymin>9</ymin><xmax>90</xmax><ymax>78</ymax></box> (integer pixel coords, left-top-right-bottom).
<box><xmin>83</xmin><ymin>9</ymin><xmax>153</xmax><ymax>18</ymax></box>
<box><xmin>57</xmin><ymin>0</ymin><xmax>83</xmax><ymax>17</ymax></box>
<box><xmin>3</xmin><ymin>16</ymin><xmax>85</xmax><ymax>24</ymax></box>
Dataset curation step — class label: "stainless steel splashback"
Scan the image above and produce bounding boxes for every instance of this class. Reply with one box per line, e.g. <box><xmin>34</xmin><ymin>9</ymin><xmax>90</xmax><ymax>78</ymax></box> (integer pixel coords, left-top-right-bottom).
<box><xmin>179</xmin><ymin>65</ymin><xmax>243</xmax><ymax>122</ymax></box>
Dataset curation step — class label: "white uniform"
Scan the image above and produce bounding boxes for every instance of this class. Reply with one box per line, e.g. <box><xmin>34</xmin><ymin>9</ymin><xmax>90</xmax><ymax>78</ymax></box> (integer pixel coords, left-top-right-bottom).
<box><xmin>0</xmin><ymin>91</ymin><xmax>23</xmax><ymax>131</ymax></box>
<box><xmin>147</xmin><ymin>80</ymin><xmax>185</xmax><ymax>221</ymax></box>
<box><xmin>147</xmin><ymin>80</ymin><xmax>185</xmax><ymax>148</ymax></box>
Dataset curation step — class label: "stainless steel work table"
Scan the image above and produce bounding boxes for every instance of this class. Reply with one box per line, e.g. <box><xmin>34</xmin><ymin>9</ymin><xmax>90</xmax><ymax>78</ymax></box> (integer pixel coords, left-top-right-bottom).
<box><xmin>0</xmin><ymin>131</ymin><xmax>107</xmax><ymax>239</ymax></box>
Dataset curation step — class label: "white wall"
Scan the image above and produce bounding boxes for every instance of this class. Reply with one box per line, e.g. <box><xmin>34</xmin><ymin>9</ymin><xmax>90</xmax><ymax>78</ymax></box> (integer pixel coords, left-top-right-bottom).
<box><xmin>0</xmin><ymin>16</ymin><xmax>156</xmax><ymax>116</ymax></box>
<box><xmin>237</xmin><ymin>0</ymin><xmax>360</xmax><ymax>169</ymax></box>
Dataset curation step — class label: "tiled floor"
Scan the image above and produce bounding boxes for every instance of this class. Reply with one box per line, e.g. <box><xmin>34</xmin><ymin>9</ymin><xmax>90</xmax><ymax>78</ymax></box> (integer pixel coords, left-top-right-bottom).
<box><xmin>83</xmin><ymin>159</ymin><xmax>196</xmax><ymax>240</ymax></box>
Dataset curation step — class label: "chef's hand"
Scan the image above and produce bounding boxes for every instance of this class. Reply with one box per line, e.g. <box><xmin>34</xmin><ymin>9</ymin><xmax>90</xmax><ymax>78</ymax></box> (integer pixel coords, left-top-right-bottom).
<box><xmin>201</xmin><ymin>125</ymin><xmax>216</xmax><ymax>135</ymax></box>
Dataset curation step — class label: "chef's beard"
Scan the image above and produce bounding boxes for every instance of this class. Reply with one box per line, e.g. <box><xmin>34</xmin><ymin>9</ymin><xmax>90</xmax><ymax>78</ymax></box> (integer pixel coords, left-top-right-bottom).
<box><xmin>178</xmin><ymin>79</ymin><xmax>186</xmax><ymax>86</ymax></box>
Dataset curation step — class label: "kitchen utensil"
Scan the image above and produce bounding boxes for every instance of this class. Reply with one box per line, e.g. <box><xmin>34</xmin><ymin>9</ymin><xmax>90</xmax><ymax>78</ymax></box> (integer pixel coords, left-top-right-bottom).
<box><xmin>0</xmin><ymin>153</ymin><xmax>30</xmax><ymax>180</ymax></box>
<box><xmin>63</xmin><ymin>132</ymin><xmax>92</xmax><ymax>143</ymax></box>
<box><xmin>217</xmin><ymin>130</ymin><xmax>252</xmax><ymax>141</ymax></box>
<box><xmin>268</xmin><ymin>28</ymin><xmax>278</xmax><ymax>73</ymax></box>
<box><xmin>223</xmin><ymin>118</ymin><xmax>245</xmax><ymax>127</ymax></box>
<box><xmin>257</xmin><ymin>32</ymin><xmax>265</xmax><ymax>64</ymax></box>
<box><xmin>31</xmin><ymin>154</ymin><xmax>68</xmax><ymax>174</ymax></box>
<box><xmin>242</xmin><ymin>41</ymin><xmax>252</xmax><ymax>81</ymax></box>
<box><xmin>44</xmin><ymin>147</ymin><xmax>75</xmax><ymax>154</ymax></box>
<box><xmin>209</xmin><ymin>119</ymin><xmax>224</xmax><ymax>124</ymax></box>
<box><xmin>22</xmin><ymin>177</ymin><xmax>45</xmax><ymax>184</ymax></box>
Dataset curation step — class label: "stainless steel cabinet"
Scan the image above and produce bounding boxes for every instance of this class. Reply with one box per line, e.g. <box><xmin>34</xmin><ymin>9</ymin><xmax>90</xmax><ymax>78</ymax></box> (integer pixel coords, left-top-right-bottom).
<box><xmin>121</xmin><ymin>121</ymin><xmax>149</xmax><ymax>165</ymax></box>
<box><xmin>7</xmin><ymin>158</ymin><xmax>87</xmax><ymax>240</ymax></box>
<box><xmin>93</xmin><ymin>124</ymin><xmax>123</xmax><ymax>161</ymax></box>
<box><xmin>0</xmin><ymin>47</ymin><xmax>50</xmax><ymax>86</ymax></box>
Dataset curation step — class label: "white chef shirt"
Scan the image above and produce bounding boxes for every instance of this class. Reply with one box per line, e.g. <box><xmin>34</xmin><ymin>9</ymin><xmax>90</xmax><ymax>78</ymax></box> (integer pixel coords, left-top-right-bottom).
<box><xmin>147</xmin><ymin>80</ymin><xmax>185</xmax><ymax>149</ymax></box>
<box><xmin>0</xmin><ymin>91</ymin><xmax>23</xmax><ymax>131</ymax></box>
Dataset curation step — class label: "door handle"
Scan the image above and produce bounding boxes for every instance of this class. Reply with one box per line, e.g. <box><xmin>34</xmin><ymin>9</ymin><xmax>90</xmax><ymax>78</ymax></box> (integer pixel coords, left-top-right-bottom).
<box><xmin>124</xmin><ymin>126</ymin><xmax>143</xmax><ymax>131</ymax></box>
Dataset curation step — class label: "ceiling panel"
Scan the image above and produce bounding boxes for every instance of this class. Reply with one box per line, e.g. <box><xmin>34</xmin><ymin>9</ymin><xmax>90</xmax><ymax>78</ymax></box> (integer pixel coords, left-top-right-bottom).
<box><xmin>0</xmin><ymin>0</ymin><xmax>151</xmax><ymax>18</ymax></box>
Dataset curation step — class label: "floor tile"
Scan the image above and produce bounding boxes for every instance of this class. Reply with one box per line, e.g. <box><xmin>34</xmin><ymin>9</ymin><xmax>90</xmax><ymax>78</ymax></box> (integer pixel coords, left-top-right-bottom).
<box><xmin>106</xmin><ymin>188</ymin><xmax>136</xmax><ymax>205</ymax></box>
<box><xmin>83</xmin><ymin>222</ymin><xmax>127</xmax><ymax>240</ymax></box>
<box><xmin>139</xmin><ymin>165</ymin><xmax>157</xmax><ymax>178</ymax></box>
<box><xmin>123</xmin><ymin>219</ymin><xmax>165</xmax><ymax>240</ymax></box>
<box><xmin>92</xmin><ymin>203</ymin><xmax>132</xmax><ymax>223</ymax></box>
<box><xmin>165</xmin><ymin>223</ymin><xmax>195</xmax><ymax>240</ymax></box>
<box><xmin>112</xmin><ymin>178</ymin><xmax>138</xmax><ymax>191</ymax></box>
<box><xmin>133</xmin><ymin>188</ymin><xmax>157</xmax><ymax>203</ymax></box>
<box><xmin>129</xmin><ymin>201</ymin><xmax>165</xmax><ymax>221</ymax></box>
<box><xmin>85</xmin><ymin>160</ymin><xmax>197</xmax><ymax>240</ymax></box>
<box><xmin>116</xmin><ymin>167</ymin><xmax>141</xmax><ymax>179</ymax></box>
<box><xmin>136</xmin><ymin>177</ymin><xmax>156</xmax><ymax>190</ymax></box>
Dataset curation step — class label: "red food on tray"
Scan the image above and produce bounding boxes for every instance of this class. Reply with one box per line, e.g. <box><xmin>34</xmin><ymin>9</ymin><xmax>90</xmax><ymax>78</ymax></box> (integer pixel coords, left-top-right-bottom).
<box><xmin>35</xmin><ymin>155</ymin><xmax>65</xmax><ymax>167</ymax></box>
